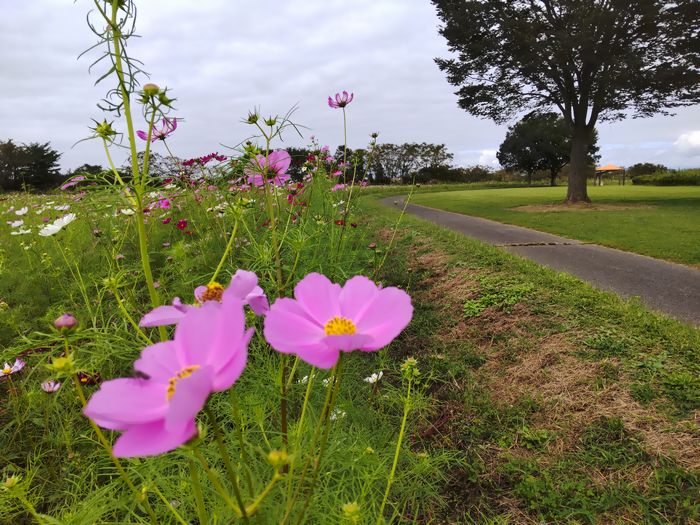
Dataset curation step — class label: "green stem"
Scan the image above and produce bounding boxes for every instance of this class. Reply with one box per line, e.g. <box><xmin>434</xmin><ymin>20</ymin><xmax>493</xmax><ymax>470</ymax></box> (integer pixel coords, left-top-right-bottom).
<box><xmin>284</xmin><ymin>367</ymin><xmax>315</xmax><ymax>501</ymax></box>
<box><xmin>140</xmin><ymin>109</ymin><xmax>158</xmax><ymax>191</ymax></box>
<box><xmin>13</xmin><ymin>491</ymin><xmax>45</xmax><ymax>525</ymax></box>
<box><xmin>152</xmin><ymin>484</ymin><xmax>188</xmax><ymax>525</ymax></box>
<box><xmin>210</xmin><ymin>218</ymin><xmax>239</xmax><ymax>284</ymax></box>
<box><xmin>188</xmin><ymin>458</ymin><xmax>208</xmax><ymax>525</ymax></box>
<box><xmin>245</xmin><ymin>472</ymin><xmax>282</xmax><ymax>516</ymax></box>
<box><xmin>102</xmin><ymin>139</ymin><xmax>136</xmax><ymax>205</ymax></box>
<box><xmin>109</xmin><ymin>285</ymin><xmax>153</xmax><ymax>345</ymax></box>
<box><xmin>66</xmin><ymin>336</ymin><xmax>159</xmax><ymax>523</ymax></box>
<box><xmin>106</xmin><ymin>0</ymin><xmax>141</xmax><ymax>186</ymax></box>
<box><xmin>135</xmin><ymin>208</ymin><xmax>167</xmax><ymax>341</ymax></box>
<box><xmin>376</xmin><ymin>379</ymin><xmax>413</xmax><ymax>524</ymax></box>
<box><xmin>192</xmin><ymin>448</ymin><xmax>242</xmax><ymax>517</ymax></box>
<box><xmin>231</xmin><ymin>390</ymin><xmax>255</xmax><ymax>499</ymax></box>
<box><xmin>282</xmin><ymin>357</ymin><xmax>344</xmax><ymax>524</ymax></box>
<box><xmin>204</xmin><ymin>406</ymin><xmax>250</xmax><ymax>524</ymax></box>
<box><xmin>293</xmin><ymin>358</ymin><xmax>344</xmax><ymax>525</ymax></box>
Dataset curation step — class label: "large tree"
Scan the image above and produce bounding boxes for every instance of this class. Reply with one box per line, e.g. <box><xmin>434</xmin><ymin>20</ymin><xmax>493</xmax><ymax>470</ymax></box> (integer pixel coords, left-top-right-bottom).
<box><xmin>432</xmin><ymin>0</ymin><xmax>700</xmax><ymax>202</ymax></box>
<box><xmin>497</xmin><ymin>112</ymin><xmax>599</xmax><ymax>186</ymax></box>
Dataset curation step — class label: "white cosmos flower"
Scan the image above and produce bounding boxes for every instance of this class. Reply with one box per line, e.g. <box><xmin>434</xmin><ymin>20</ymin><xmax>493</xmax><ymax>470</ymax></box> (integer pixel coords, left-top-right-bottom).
<box><xmin>11</xmin><ymin>228</ymin><xmax>31</xmax><ymax>235</ymax></box>
<box><xmin>7</xmin><ymin>220</ymin><xmax>24</xmax><ymax>227</ymax></box>
<box><xmin>120</xmin><ymin>208</ymin><xmax>135</xmax><ymax>216</ymax></box>
<box><xmin>363</xmin><ymin>371</ymin><xmax>384</xmax><ymax>384</ymax></box>
<box><xmin>39</xmin><ymin>213</ymin><xmax>76</xmax><ymax>237</ymax></box>
<box><xmin>54</xmin><ymin>205</ymin><xmax>70</xmax><ymax>211</ymax></box>
<box><xmin>15</xmin><ymin>207</ymin><xmax>28</xmax><ymax>216</ymax></box>
<box><xmin>330</xmin><ymin>409</ymin><xmax>346</xmax><ymax>421</ymax></box>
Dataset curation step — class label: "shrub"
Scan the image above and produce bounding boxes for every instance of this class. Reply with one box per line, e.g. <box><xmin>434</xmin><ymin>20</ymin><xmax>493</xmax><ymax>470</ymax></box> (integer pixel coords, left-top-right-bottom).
<box><xmin>632</xmin><ymin>169</ymin><xmax>700</xmax><ymax>186</ymax></box>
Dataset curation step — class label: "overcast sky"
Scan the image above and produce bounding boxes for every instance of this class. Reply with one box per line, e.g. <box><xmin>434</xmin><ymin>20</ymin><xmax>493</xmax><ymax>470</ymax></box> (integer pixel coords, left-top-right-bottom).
<box><xmin>3</xmin><ymin>0</ymin><xmax>700</xmax><ymax>171</ymax></box>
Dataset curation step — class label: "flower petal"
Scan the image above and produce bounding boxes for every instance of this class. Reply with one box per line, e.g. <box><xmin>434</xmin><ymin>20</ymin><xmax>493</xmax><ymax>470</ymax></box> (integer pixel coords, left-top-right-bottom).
<box><xmin>339</xmin><ymin>275</ymin><xmax>379</xmax><ymax>321</ymax></box>
<box><xmin>134</xmin><ymin>342</ymin><xmax>182</xmax><ymax>382</ymax></box>
<box><xmin>139</xmin><ymin>304</ymin><xmax>190</xmax><ymax>327</ymax></box>
<box><xmin>293</xmin><ymin>273</ymin><xmax>341</xmax><ymax>326</ymax></box>
<box><xmin>113</xmin><ymin>419</ymin><xmax>197</xmax><ymax>458</ymax></box>
<box><xmin>355</xmin><ymin>287</ymin><xmax>413</xmax><ymax>350</ymax></box>
<box><xmin>264</xmin><ymin>298</ymin><xmax>326</xmax><ymax>353</ymax></box>
<box><xmin>83</xmin><ymin>378</ymin><xmax>168</xmax><ymax>430</ymax></box>
<box><xmin>165</xmin><ymin>366</ymin><xmax>213</xmax><ymax>430</ymax></box>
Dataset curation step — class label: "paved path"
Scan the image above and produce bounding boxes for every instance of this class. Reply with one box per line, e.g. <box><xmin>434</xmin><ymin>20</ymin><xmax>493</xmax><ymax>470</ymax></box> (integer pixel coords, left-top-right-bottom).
<box><xmin>381</xmin><ymin>197</ymin><xmax>700</xmax><ymax>325</ymax></box>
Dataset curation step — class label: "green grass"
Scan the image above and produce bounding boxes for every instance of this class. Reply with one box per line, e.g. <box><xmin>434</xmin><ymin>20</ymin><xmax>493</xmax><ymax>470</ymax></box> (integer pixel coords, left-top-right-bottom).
<box><xmin>410</xmin><ymin>185</ymin><xmax>700</xmax><ymax>265</ymax></box>
<box><xmin>1</xmin><ymin>184</ymin><xmax>698</xmax><ymax>524</ymax></box>
<box><xmin>363</xmin><ymin>195</ymin><xmax>700</xmax><ymax>523</ymax></box>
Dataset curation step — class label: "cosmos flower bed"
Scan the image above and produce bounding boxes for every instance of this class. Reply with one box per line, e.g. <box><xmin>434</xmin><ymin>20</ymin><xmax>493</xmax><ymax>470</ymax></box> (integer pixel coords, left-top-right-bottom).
<box><xmin>0</xmin><ymin>1</ymin><xmax>430</xmax><ymax>523</ymax></box>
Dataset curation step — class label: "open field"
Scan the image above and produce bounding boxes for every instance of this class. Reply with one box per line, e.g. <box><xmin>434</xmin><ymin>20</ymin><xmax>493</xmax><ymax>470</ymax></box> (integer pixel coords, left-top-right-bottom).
<box><xmin>411</xmin><ymin>186</ymin><xmax>700</xmax><ymax>266</ymax></box>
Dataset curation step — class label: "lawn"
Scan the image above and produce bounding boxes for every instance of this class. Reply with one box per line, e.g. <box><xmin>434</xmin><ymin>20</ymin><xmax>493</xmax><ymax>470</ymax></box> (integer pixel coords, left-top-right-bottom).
<box><xmin>411</xmin><ymin>185</ymin><xmax>700</xmax><ymax>265</ymax></box>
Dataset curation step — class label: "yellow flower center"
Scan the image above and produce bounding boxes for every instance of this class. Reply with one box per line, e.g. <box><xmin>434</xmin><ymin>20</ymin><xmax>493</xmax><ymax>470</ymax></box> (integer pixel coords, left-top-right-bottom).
<box><xmin>324</xmin><ymin>316</ymin><xmax>356</xmax><ymax>336</ymax></box>
<box><xmin>166</xmin><ymin>365</ymin><xmax>201</xmax><ymax>400</ymax></box>
<box><xmin>1</xmin><ymin>366</ymin><xmax>10</xmax><ymax>375</ymax></box>
<box><xmin>199</xmin><ymin>282</ymin><xmax>224</xmax><ymax>304</ymax></box>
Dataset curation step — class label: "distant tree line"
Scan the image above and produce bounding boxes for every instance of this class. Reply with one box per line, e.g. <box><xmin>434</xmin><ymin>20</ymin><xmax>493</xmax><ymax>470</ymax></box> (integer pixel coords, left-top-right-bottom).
<box><xmin>0</xmin><ymin>140</ymin><xmax>63</xmax><ymax>191</ymax></box>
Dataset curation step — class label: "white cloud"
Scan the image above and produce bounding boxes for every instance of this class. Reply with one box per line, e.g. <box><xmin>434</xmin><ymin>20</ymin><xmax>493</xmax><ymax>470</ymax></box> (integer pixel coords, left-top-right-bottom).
<box><xmin>478</xmin><ymin>150</ymin><xmax>500</xmax><ymax>168</ymax></box>
<box><xmin>1</xmin><ymin>1</ymin><xmax>700</xmax><ymax>172</ymax></box>
<box><xmin>673</xmin><ymin>131</ymin><xmax>700</xmax><ymax>156</ymax></box>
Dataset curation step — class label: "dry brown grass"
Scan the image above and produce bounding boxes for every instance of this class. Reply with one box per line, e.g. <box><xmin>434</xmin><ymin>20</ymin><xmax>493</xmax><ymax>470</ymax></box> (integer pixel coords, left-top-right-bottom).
<box><xmin>401</xmin><ymin>233</ymin><xmax>700</xmax><ymax>470</ymax></box>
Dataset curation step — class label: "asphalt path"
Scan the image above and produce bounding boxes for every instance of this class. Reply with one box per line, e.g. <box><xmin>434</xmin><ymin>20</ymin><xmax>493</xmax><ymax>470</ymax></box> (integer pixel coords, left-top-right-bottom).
<box><xmin>381</xmin><ymin>197</ymin><xmax>700</xmax><ymax>325</ymax></box>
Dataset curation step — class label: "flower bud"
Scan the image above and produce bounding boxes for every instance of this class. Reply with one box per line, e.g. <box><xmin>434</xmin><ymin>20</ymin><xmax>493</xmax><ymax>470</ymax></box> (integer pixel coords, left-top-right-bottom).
<box><xmin>94</xmin><ymin>120</ymin><xmax>117</xmax><ymax>140</ymax></box>
<box><xmin>54</xmin><ymin>313</ymin><xmax>78</xmax><ymax>331</ymax></box>
<box><xmin>246</xmin><ymin>111</ymin><xmax>259</xmax><ymax>124</ymax></box>
<box><xmin>158</xmin><ymin>91</ymin><xmax>175</xmax><ymax>107</ymax></box>
<box><xmin>267</xmin><ymin>449</ymin><xmax>290</xmax><ymax>469</ymax></box>
<box><xmin>264</xmin><ymin>116</ymin><xmax>278</xmax><ymax>126</ymax></box>
<box><xmin>400</xmin><ymin>357</ymin><xmax>420</xmax><ymax>380</ymax></box>
<box><xmin>48</xmin><ymin>355</ymin><xmax>73</xmax><ymax>374</ymax></box>
<box><xmin>142</xmin><ymin>83</ymin><xmax>160</xmax><ymax>97</ymax></box>
<box><xmin>342</xmin><ymin>502</ymin><xmax>361</xmax><ymax>523</ymax></box>
<box><xmin>2</xmin><ymin>475</ymin><xmax>20</xmax><ymax>491</ymax></box>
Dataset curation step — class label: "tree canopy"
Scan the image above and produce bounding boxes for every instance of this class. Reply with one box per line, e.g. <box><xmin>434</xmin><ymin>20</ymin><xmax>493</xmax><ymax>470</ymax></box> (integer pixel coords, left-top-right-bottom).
<box><xmin>432</xmin><ymin>0</ymin><xmax>700</xmax><ymax>202</ymax></box>
<box><xmin>0</xmin><ymin>140</ymin><xmax>62</xmax><ymax>191</ymax></box>
<box><xmin>497</xmin><ymin>112</ymin><xmax>599</xmax><ymax>186</ymax></box>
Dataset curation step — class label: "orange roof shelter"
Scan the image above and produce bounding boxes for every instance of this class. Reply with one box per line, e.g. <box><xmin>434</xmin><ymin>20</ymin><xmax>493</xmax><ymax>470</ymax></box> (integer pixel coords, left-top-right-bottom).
<box><xmin>596</xmin><ymin>164</ymin><xmax>625</xmax><ymax>173</ymax></box>
<box><xmin>594</xmin><ymin>164</ymin><xmax>627</xmax><ymax>185</ymax></box>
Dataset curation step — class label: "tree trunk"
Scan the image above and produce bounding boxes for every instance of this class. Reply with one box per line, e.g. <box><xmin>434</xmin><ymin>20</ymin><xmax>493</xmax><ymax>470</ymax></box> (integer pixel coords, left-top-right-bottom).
<box><xmin>550</xmin><ymin>168</ymin><xmax>557</xmax><ymax>186</ymax></box>
<box><xmin>527</xmin><ymin>171</ymin><xmax>532</xmax><ymax>186</ymax></box>
<box><xmin>566</xmin><ymin>125</ymin><xmax>592</xmax><ymax>203</ymax></box>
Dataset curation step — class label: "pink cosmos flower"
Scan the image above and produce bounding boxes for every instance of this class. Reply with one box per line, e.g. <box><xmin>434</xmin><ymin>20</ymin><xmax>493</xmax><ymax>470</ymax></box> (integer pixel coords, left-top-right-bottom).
<box><xmin>176</xmin><ymin>219</ymin><xmax>188</xmax><ymax>230</ymax></box>
<box><xmin>331</xmin><ymin>183</ymin><xmax>346</xmax><ymax>192</ymax></box>
<box><xmin>60</xmin><ymin>175</ymin><xmax>87</xmax><ymax>191</ymax></box>
<box><xmin>328</xmin><ymin>91</ymin><xmax>354</xmax><ymax>109</ymax></box>
<box><xmin>137</xmin><ymin>117</ymin><xmax>177</xmax><ymax>142</ymax></box>
<box><xmin>245</xmin><ymin>150</ymin><xmax>291</xmax><ymax>187</ymax></box>
<box><xmin>264</xmin><ymin>273</ymin><xmax>413</xmax><ymax>369</ymax></box>
<box><xmin>1</xmin><ymin>359</ymin><xmax>25</xmax><ymax>378</ymax></box>
<box><xmin>84</xmin><ymin>298</ymin><xmax>253</xmax><ymax>457</ymax></box>
<box><xmin>139</xmin><ymin>270</ymin><xmax>269</xmax><ymax>327</ymax></box>
<box><xmin>41</xmin><ymin>380</ymin><xmax>61</xmax><ymax>393</ymax></box>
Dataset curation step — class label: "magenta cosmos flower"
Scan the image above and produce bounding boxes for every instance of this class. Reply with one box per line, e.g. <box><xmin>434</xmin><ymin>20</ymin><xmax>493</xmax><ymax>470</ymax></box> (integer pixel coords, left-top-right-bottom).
<box><xmin>328</xmin><ymin>91</ymin><xmax>354</xmax><ymax>109</ymax></box>
<box><xmin>245</xmin><ymin>150</ymin><xmax>291</xmax><ymax>187</ymax></box>
<box><xmin>139</xmin><ymin>270</ymin><xmax>269</xmax><ymax>327</ymax></box>
<box><xmin>84</xmin><ymin>298</ymin><xmax>253</xmax><ymax>457</ymax></box>
<box><xmin>137</xmin><ymin>117</ymin><xmax>177</xmax><ymax>142</ymax></box>
<box><xmin>264</xmin><ymin>273</ymin><xmax>412</xmax><ymax>369</ymax></box>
